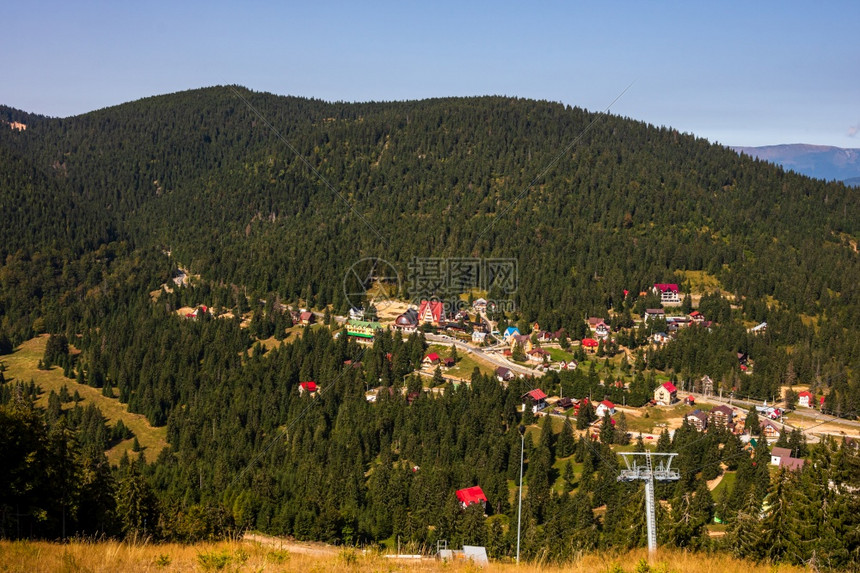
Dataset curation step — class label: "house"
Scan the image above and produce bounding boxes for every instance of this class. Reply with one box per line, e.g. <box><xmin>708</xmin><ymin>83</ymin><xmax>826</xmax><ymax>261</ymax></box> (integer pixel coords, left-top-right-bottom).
<box><xmin>748</xmin><ymin>322</ymin><xmax>768</xmax><ymax>334</ymax></box>
<box><xmin>503</xmin><ymin>326</ymin><xmax>521</xmax><ymax>342</ymax></box>
<box><xmin>654</xmin><ymin>381</ymin><xmax>678</xmax><ymax>405</ymax></box>
<box><xmin>423</xmin><ymin>352</ymin><xmax>441</xmax><ymax>366</ymax></box>
<box><xmin>594</xmin><ymin>322</ymin><xmax>611</xmax><ymax>339</ymax></box>
<box><xmin>557</xmin><ymin>397</ymin><xmax>574</xmax><ymax>410</ymax></box>
<box><xmin>798</xmin><ymin>391</ymin><xmax>814</xmax><ymax>408</ymax></box>
<box><xmin>511</xmin><ymin>334</ymin><xmax>533</xmax><ymax>352</ymax></box>
<box><xmin>299</xmin><ymin>381</ymin><xmax>318</xmax><ymax>396</ymax></box>
<box><xmin>780</xmin><ymin>456</ymin><xmax>805</xmax><ymax>472</ymax></box>
<box><xmin>471</xmin><ymin>330</ymin><xmax>487</xmax><ymax>344</ymax></box>
<box><xmin>595</xmin><ymin>400</ymin><xmax>616</xmax><ymax>418</ymax></box>
<box><xmin>770</xmin><ymin>447</ymin><xmax>792</xmax><ymax>466</ymax></box>
<box><xmin>472</xmin><ymin>298</ymin><xmax>488</xmax><ymax>312</ymax></box>
<box><xmin>455</xmin><ymin>486</ymin><xmax>488</xmax><ymax>510</ymax></box>
<box><xmin>652</xmin><ymin>331</ymin><xmax>670</xmax><ymax>345</ymax></box>
<box><xmin>393</xmin><ymin>308</ymin><xmax>419</xmax><ymax>333</ymax></box>
<box><xmin>495</xmin><ymin>367</ymin><xmax>515</xmax><ymax>383</ymax></box>
<box><xmin>688</xmin><ymin>311</ymin><xmax>704</xmax><ymax>323</ymax></box>
<box><xmin>418</xmin><ymin>299</ymin><xmax>445</xmax><ymax>325</ymax></box>
<box><xmin>653</xmin><ymin>283</ymin><xmax>681</xmax><ymax>305</ymax></box>
<box><xmin>581</xmin><ymin>338</ymin><xmax>599</xmax><ymax>354</ymax></box>
<box><xmin>684</xmin><ymin>395</ymin><xmax>696</xmax><ymax>406</ymax></box>
<box><xmin>345</xmin><ymin>319</ymin><xmax>383</xmax><ymax>339</ymax></box>
<box><xmin>527</xmin><ymin>348</ymin><xmax>550</xmax><ymax>363</ymax></box>
<box><xmin>442</xmin><ymin>357</ymin><xmax>455</xmax><ymax>368</ymax></box>
<box><xmin>709</xmin><ymin>405</ymin><xmax>734</xmax><ymax>426</ymax></box>
<box><xmin>760</xmin><ymin>419</ymin><xmax>781</xmax><ymax>440</ymax></box>
<box><xmin>299</xmin><ymin>311</ymin><xmax>316</xmax><ymax>325</ymax></box>
<box><xmin>686</xmin><ymin>410</ymin><xmax>708</xmax><ymax>431</ymax></box>
<box><xmin>699</xmin><ymin>375</ymin><xmax>714</xmax><ymax>395</ymax></box>
<box><xmin>348</xmin><ymin>307</ymin><xmax>365</xmax><ymax>321</ymax></box>
<box><xmin>561</xmin><ymin>359</ymin><xmax>578</xmax><ymax>370</ymax></box>
<box><xmin>587</xmin><ymin>317</ymin><xmax>607</xmax><ymax>330</ymax></box>
<box><xmin>644</xmin><ymin>308</ymin><xmax>665</xmax><ymax>322</ymax></box>
<box><xmin>522</xmin><ymin>388</ymin><xmax>548</xmax><ymax>414</ymax></box>
<box><xmin>454</xmin><ymin>309</ymin><xmax>471</xmax><ymax>322</ymax></box>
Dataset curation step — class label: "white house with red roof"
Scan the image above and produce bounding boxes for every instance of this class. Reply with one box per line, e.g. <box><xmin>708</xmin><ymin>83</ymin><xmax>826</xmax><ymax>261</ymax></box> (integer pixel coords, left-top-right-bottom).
<box><xmin>595</xmin><ymin>400</ymin><xmax>616</xmax><ymax>418</ymax></box>
<box><xmin>455</xmin><ymin>486</ymin><xmax>488</xmax><ymax>510</ymax></box>
<box><xmin>653</xmin><ymin>283</ymin><xmax>681</xmax><ymax>305</ymax></box>
<box><xmin>654</xmin><ymin>381</ymin><xmax>678</xmax><ymax>405</ymax></box>
<box><xmin>299</xmin><ymin>381</ymin><xmax>318</xmax><ymax>396</ymax></box>
<box><xmin>798</xmin><ymin>391</ymin><xmax>814</xmax><ymax>408</ymax></box>
<box><xmin>418</xmin><ymin>299</ymin><xmax>444</xmax><ymax>325</ymax></box>
<box><xmin>581</xmin><ymin>338</ymin><xmax>599</xmax><ymax>354</ymax></box>
<box><xmin>423</xmin><ymin>352</ymin><xmax>441</xmax><ymax>365</ymax></box>
<box><xmin>522</xmin><ymin>388</ymin><xmax>548</xmax><ymax>413</ymax></box>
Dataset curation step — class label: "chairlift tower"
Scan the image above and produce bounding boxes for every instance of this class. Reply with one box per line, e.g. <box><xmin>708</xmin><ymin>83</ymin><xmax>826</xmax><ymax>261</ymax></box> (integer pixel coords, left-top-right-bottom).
<box><xmin>617</xmin><ymin>452</ymin><xmax>680</xmax><ymax>554</ymax></box>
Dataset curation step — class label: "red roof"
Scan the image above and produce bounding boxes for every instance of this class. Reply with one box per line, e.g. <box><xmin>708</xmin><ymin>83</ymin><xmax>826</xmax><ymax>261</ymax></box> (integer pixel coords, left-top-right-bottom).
<box><xmin>798</xmin><ymin>391</ymin><xmax>813</xmax><ymax>398</ymax></box>
<box><xmin>600</xmin><ymin>400</ymin><xmax>615</xmax><ymax>408</ymax></box>
<box><xmin>425</xmin><ymin>352</ymin><xmax>440</xmax><ymax>362</ymax></box>
<box><xmin>689</xmin><ymin>311</ymin><xmax>701</xmax><ymax>317</ymax></box>
<box><xmin>299</xmin><ymin>381</ymin><xmax>317</xmax><ymax>392</ymax></box>
<box><xmin>582</xmin><ymin>338</ymin><xmax>598</xmax><ymax>348</ymax></box>
<box><xmin>526</xmin><ymin>388</ymin><xmax>547</xmax><ymax>401</ymax></box>
<box><xmin>654</xmin><ymin>283</ymin><xmax>679</xmax><ymax>293</ymax></box>
<box><xmin>418</xmin><ymin>299</ymin><xmax>444</xmax><ymax>323</ymax></box>
<box><xmin>455</xmin><ymin>486</ymin><xmax>487</xmax><ymax>507</ymax></box>
<box><xmin>661</xmin><ymin>381</ymin><xmax>677</xmax><ymax>393</ymax></box>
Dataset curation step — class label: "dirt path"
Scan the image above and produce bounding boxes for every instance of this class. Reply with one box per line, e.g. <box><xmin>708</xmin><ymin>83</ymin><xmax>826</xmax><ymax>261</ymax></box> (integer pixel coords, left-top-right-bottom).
<box><xmin>243</xmin><ymin>532</ymin><xmax>339</xmax><ymax>557</ymax></box>
<box><xmin>706</xmin><ymin>473</ymin><xmax>724</xmax><ymax>491</ymax></box>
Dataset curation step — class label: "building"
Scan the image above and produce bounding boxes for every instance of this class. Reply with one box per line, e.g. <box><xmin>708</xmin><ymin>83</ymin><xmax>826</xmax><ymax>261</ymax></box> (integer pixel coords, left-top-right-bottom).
<box><xmin>798</xmin><ymin>391</ymin><xmax>814</xmax><ymax>408</ymax></box>
<box><xmin>495</xmin><ymin>367</ymin><xmax>515</xmax><ymax>383</ymax></box>
<box><xmin>472</xmin><ymin>298</ymin><xmax>488</xmax><ymax>312</ymax></box>
<box><xmin>526</xmin><ymin>348</ymin><xmax>550</xmax><ymax>363</ymax></box>
<box><xmin>760</xmin><ymin>419</ymin><xmax>781</xmax><ymax>440</ymax></box>
<box><xmin>595</xmin><ymin>400</ymin><xmax>616</xmax><ymax>418</ymax></box>
<box><xmin>581</xmin><ymin>338</ymin><xmax>599</xmax><ymax>354</ymax></box>
<box><xmin>502</xmin><ymin>326</ymin><xmax>521</xmax><ymax>342</ymax></box>
<box><xmin>299</xmin><ymin>311</ymin><xmax>316</xmax><ymax>325</ymax></box>
<box><xmin>654</xmin><ymin>381</ymin><xmax>677</xmax><ymax>405</ymax></box>
<box><xmin>455</xmin><ymin>486</ymin><xmax>488</xmax><ymax>510</ymax></box>
<box><xmin>418</xmin><ymin>299</ymin><xmax>444</xmax><ymax>325</ymax></box>
<box><xmin>345</xmin><ymin>319</ymin><xmax>383</xmax><ymax>339</ymax></box>
<box><xmin>423</xmin><ymin>352</ymin><xmax>441</xmax><ymax>365</ymax></box>
<box><xmin>510</xmin><ymin>334</ymin><xmax>533</xmax><ymax>353</ymax></box>
<box><xmin>299</xmin><ymin>381</ymin><xmax>318</xmax><ymax>396</ymax></box>
<box><xmin>644</xmin><ymin>308</ymin><xmax>665</xmax><ymax>322</ymax></box>
<box><xmin>471</xmin><ymin>330</ymin><xmax>487</xmax><ymax>343</ymax></box>
<box><xmin>686</xmin><ymin>410</ymin><xmax>708</xmax><ymax>431</ymax></box>
<box><xmin>393</xmin><ymin>308</ymin><xmax>419</xmax><ymax>333</ymax></box>
<box><xmin>522</xmin><ymin>388</ymin><xmax>548</xmax><ymax>414</ymax></box>
<box><xmin>653</xmin><ymin>283</ymin><xmax>681</xmax><ymax>305</ymax></box>
<box><xmin>348</xmin><ymin>307</ymin><xmax>365</xmax><ymax>321</ymax></box>
<box><xmin>770</xmin><ymin>447</ymin><xmax>792</xmax><ymax>466</ymax></box>
<box><xmin>708</xmin><ymin>405</ymin><xmax>734</xmax><ymax>426</ymax></box>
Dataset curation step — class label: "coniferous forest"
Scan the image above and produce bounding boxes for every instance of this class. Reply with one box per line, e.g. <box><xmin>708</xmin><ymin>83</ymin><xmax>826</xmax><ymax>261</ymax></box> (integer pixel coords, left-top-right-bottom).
<box><xmin>1</xmin><ymin>87</ymin><xmax>859</xmax><ymax>568</ymax></box>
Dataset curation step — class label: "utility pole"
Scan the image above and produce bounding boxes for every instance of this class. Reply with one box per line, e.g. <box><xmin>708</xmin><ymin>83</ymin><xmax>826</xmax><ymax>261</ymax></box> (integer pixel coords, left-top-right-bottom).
<box><xmin>516</xmin><ymin>425</ymin><xmax>525</xmax><ymax>564</ymax></box>
<box><xmin>617</xmin><ymin>452</ymin><xmax>680</xmax><ymax>555</ymax></box>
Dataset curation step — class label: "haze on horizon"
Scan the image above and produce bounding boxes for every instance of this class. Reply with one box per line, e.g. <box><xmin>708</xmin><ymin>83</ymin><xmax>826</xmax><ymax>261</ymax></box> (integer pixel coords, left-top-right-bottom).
<box><xmin>2</xmin><ymin>1</ymin><xmax>858</xmax><ymax>149</ymax></box>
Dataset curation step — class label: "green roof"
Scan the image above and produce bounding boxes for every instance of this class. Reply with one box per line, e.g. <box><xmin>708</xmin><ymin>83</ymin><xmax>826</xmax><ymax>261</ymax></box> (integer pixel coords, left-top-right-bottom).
<box><xmin>347</xmin><ymin>320</ymin><xmax>383</xmax><ymax>329</ymax></box>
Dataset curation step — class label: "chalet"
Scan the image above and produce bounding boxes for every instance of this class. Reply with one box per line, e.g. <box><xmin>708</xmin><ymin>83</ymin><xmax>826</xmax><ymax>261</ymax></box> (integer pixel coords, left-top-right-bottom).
<box><xmin>502</xmin><ymin>326</ymin><xmax>521</xmax><ymax>342</ymax></box>
<box><xmin>299</xmin><ymin>381</ymin><xmax>318</xmax><ymax>396</ymax></box>
<box><xmin>418</xmin><ymin>299</ymin><xmax>444</xmax><ymax>325</ymax></box>
<box><xmin>770</xmin><ymin>447</ymin><xmax>792</xmax><ymax>466</ymax></box>
<box><xmin>561</xmin><ymin>359</ymin><xmax>578</xmax><ymax>370</ymax></box>
<box><xmin>780</xmin><ymin>456</ymin><xmax>805</xmax><ymax>472</ymax></box>
<box><xmin>686</xmin><ymin>410</ymin><xmax>708</xmax><ymax>431</ymax></box>
<box><xmin>798</xmin><ymin>391</ymin><xmax>814</xmax><ymax>408</ymax></box>
<box><xmin>760</xmin><ymin>419</ymin><xmax>781</xmax><ymax>440</ymax></box>
<box><xmin>537</xmin><ymin>330</ymin><xmax>554</xmax><ymax>343</ymax></box>
<box><xmin>299</xmin><ymin>311</ymin><xmax>315</xmax><ymax>325</ymax></box>
<box><xmin>527</xmin><ymin>348</ymin><xmax>550</xmax><ymax>363</ymax></box>
<box><xmin>423</xmin><ymin>352</ymin><xmax>441</xmax><ymax>365</ymax></box>
<box><xmin>709</xmin><ymin>405</ymin><xmax>734</xmax><ymax>426</ymax></box>
<box><xmin>454</xmin><ymin>309</ymin><xmax>471</xmax><ymax>322</ymax></box>
<box><xmin>472</xmin><ymin>298</ymin><xmax>488</xmax><ymax>312</ymax></box>
<box><xmin>471</xmin><ymin>330</ymin><xmax>487</xmax><ymax>343</ymax></box>
<box><xmin>495</xmin><ymin>367</ymin><xmax>515</xmax><ymax>382</ymax></box>
<box><xmin>455</xmin><ymin>486</ymin><xmax>488</xmax><ymax>510</ymax></box>
<box><xmin>587</xmin><ymin>317</ymin><xmax>606</xmax><ymax>330</ymax></box>
<box><xmin>511</xmin><ymin>334</ymin><xmax>533</xmax><ymax>352</ymax></box>
<box><xmin>522</xmin><ymin>388</ymin><xmax>548</xmax><ymax>414</ymax></box>
<box><xmin>688</xmin><ymin>311</ymin><xmax>704</xmax><ymax>323</ymax></box>
<box><xmin>532</xmin><ymin>322</ymin><xmax>541</xmax><ymax>332</ymax></box>
<box><xmin>699</xmin><ymin>375</ymin><xmax>714</xmax><ymax>395</ymax></box>
<box><xmin>345</xmin><ymin>319</ymin><xmax>383</xmax><ymax>339</ymax></box>
<box><xmin>442</xmin><ymin>357</ymin><xmax>455</xmax><ymax>368</ymax></box>
<box><xmin>393</xmin><ymin>308</ymin><xmax>419</xmax><ymax>333</ymax></box>
<box><xmin>348</xmin><ymin>307</ymin><xmax>365</xmax><ymax>321</ymax></box>
<box><xmin>654</xmin><ymin>381</ymin><xmax>677</xmax><ymax>405</ymax></box>
<box><xmin>748</xmin><ymin>322</ymin><xmax>768</xmax><ymax>334</ymax></box>
<box><xmin>581</xmin><ymin>338</ymin><xmax>599</xmax><ymax>354</ymax></box>
<box><xmin>653</xmin><ymin>283</ymin><xmax>681</xmax><ymax>305</ymax></box>
<box><xmin>594</xmin><ymin>322</ymin><xmax>611</xmax><ymax>339</ymax></box>
<box><xmin>684</xmin><ymin>395</ymin><xmax>696</xmax><ymax>406</ymax></box>
<box><xmin>595</xmin><ymin>400</ymin><xmax>616</xmax><ymax>418</ymax></box>
<box><xmin>644</xmin><ymin>308</ymin><xmax>665</xmax><ymax>322</ymax></box>
<box><xmin>652</xmin><ymin>331</ymin><xmax>670</xmax><ymax>345</ymax></box>
<box><xmin>557</xmin><ymin>397</ymin><xmax>574</xmax><ymax>410</ymax></box>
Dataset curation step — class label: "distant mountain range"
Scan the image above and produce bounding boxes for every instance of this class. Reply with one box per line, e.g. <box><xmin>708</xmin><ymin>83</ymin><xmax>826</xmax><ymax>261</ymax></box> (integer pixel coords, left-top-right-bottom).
<box><xmin>732</xmin><ymin>144</ymin><xmax>860</xmax><ymax>186</ymax></box>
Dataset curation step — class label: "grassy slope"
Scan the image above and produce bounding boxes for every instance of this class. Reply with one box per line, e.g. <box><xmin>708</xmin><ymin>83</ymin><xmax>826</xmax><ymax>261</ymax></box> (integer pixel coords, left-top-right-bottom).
<box><xmin>0</xmin><ymin>539</ymin><xmax>807</xmax><ymax>573</ymax></box>
<box><xmin>1</xmin><ymin>335</ymin><xmax>168</xmax><ymax>463</ymax></box>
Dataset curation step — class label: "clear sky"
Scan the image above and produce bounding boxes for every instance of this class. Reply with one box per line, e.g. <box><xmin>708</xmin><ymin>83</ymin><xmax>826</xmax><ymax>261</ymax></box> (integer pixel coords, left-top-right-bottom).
<box><xmin>2</xmin><ymin>1</ymin><xmax>858</xmax><ymax>148</ymax></box>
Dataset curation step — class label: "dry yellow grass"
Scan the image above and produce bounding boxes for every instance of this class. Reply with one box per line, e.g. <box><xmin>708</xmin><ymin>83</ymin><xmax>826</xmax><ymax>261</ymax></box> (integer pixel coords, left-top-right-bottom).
<box><xmin>1</xmin><ymin>335</ymin><xmax>168</xmax><ymax>463</ymax></box>
<box><xmin>0</xmin><ymin>539</ymin><xmax>808</xmax><ymax>573</ymax></box>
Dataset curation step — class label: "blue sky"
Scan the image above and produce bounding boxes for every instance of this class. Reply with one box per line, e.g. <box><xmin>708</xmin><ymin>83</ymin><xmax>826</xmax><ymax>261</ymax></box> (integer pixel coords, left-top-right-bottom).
<box><xmin>3</xmin><ymin>1</ymin><xmax>858</xmax><ymax>147</ymax></box>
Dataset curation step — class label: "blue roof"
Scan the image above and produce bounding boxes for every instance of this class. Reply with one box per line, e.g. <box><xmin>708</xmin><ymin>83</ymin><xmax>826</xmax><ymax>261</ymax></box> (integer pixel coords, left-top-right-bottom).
<box><xmin>503</xmin><ymin>326</ymin><xmax>520</xmax><ymax>336</ymax></box>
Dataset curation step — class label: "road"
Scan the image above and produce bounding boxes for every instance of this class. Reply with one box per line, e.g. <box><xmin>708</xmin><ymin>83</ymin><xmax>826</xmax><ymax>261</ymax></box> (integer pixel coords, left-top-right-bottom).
<box><xmin>424</xmin><ymin>332</ymin><xmax>543</xmax><ymax>378</ymax></box>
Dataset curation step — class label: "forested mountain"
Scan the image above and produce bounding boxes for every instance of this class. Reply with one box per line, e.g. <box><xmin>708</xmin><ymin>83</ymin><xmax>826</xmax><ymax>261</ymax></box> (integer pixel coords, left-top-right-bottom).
<box><xmin>733</xmin><ymin>143</ymin><xmax>860</xmax><ymax>183</ymax></box>
<box><xmin>1</xmin><ymin>87</ymin><xmax>859</xmax><ymax>566</ymax></box>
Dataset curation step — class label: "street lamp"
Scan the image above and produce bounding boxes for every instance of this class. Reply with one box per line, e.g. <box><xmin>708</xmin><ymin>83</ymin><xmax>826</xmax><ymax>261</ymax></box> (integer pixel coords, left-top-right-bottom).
<box><xmin>516</xmin><ymin>424</ymin><xmax>525</xmax><ymax>564</ymax></box>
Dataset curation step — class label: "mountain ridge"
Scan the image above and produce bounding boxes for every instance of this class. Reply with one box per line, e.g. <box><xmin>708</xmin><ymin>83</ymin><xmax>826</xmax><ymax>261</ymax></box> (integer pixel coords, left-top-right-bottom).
<box><xmin>732</xmin><ymin>143</ymin><xmax>860</xmax><ymax>184</ymax></box>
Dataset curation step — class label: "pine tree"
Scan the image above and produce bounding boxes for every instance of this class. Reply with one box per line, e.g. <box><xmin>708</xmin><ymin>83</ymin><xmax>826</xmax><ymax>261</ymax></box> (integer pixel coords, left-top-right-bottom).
<box><xmin>556</xmin><ymin>415</ymin><xmax>575</xmax><ymax>458</ymax></box>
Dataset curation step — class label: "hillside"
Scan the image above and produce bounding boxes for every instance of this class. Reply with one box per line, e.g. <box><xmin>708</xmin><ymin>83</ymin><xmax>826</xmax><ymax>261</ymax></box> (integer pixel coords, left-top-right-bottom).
<box><xmin>1</xmin><ymin>88</ymin><xmax>859</xmax><ymax>568</ymax></box>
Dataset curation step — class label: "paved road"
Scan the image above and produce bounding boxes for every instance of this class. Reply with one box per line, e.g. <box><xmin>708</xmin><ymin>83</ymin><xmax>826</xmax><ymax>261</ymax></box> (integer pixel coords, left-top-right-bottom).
<box><xmin>424</xmin><ymin>333</ymin><xmax>543</xmax><ymax>377</ymax></box>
